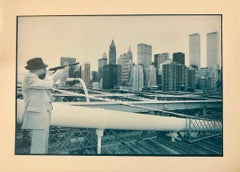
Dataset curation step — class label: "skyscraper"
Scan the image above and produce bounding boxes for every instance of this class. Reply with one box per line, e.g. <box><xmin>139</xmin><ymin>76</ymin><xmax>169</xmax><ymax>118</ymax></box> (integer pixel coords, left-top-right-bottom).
<box><xmin>60</xmin><ymin>57</ymin><xmax>76</xmax><ymax>66</ymax></box>
<box><xmin>207</xmin><ymin>32</ymin><xmax>219</xmax><ymax>69</ymax></box>
<box><xmin>73</xmin><ymin>65</ymin><xmax>80</xmax><ymax>78</ymax></box>
<box><xmin>109</xmin><ymin>40</ymin><xmax>116</xmax><ymax>65</ymax></box>
<box><xmin>187</xmin><ymin>67</ymin><xmax>196</xmax><ymax>91</ymax></box>
<box><xmin>154</xmin><ymin>53</ymin><xmax>169</xmax><ymax>68</ymax></box>
<box><xmin>206</xmin><ymin>31</ymin><xmax>220</xmax><ymax>90</ymax></box>
<box><xmin>103</xmin><ymin>64</ymin><xmax>118</xmax><ymax>89</ymax></box>
<box><xmin>189</xmin><ymin>33</ymin><xmax>201</xmax><ymax>67</ymax></box>
<box><xmin>154</xmin><ymin>53</ymin><xmax>169</xmax><ymax>85</ymax></box>
<box><xmin>98</xmin><ymin>54</ymin><xmax>108</xmax><ymax>79</ymax></box>
<box><xmin>127</xmin><ymin>46</ymin><xmax>133</xmax><ymax>59</ymax></box>
<box><xmin>145</xmin><ymin>65</ymin><xmax>156</xmax><ymax>86</ymax></box>
<box><xmin>162</xmin><ymin>61</ymin><xmax>188</xmax><ymax>92</ymax></box>
<box><xmin>131</xmin><ymin>64</ymin><xmax>144</xmax><ymax>91</ymax></box>
<box><xmin>60</xmin><ymin>57</ymin><xmax>76</xmax><ymax>78</ymax></box>
<box><xmin>154</xmin><ymin>54</ymin><xmax>161</xmax><ymax>71</ymax></box>
<box><xmin>137</xmin><ymin>43</ymin><xmax>152</xmax><ymax>86</ymax></box>
<box><xmin>196</xmin><ymin>67</ymin><xmax>215</xmax><ymax>90</ymax></box>
<box><xmin>82</xmin><ymin>63</ymin><xmax>91</xmax><ymax>86</ymax></box>
<box><xmin>173</xmin><ymin>52</ymin><xmax>185</xmax><ymax>65</ymax></box>
<box><xmin>137</xmin><ymin>43</ymin><xmax>152</xmax><ymax>66</ymax></box>
<box><xmin>91</xmin><ymin>71</ymin><xmax>98</xmax><ymax>83</ymax></box>
<box><xmin>117</xmin><ymin>47</ymin><xmax>133</xmax><ymax>86</ymax></box>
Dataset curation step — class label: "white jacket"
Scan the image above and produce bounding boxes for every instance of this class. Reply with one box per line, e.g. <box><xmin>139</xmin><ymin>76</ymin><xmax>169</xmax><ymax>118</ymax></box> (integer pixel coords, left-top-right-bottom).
<box><xmin>21</xmin><ymin>70</ymin><xmax>66</xmax><ymax>129</ymax></box>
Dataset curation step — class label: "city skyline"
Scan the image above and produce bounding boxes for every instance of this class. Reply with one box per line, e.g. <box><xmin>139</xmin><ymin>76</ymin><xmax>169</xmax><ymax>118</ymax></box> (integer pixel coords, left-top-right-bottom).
<box><xmin>17</xmin><ymin>15</ymin><xmax>221</xmax><ymax>75</ymax></box>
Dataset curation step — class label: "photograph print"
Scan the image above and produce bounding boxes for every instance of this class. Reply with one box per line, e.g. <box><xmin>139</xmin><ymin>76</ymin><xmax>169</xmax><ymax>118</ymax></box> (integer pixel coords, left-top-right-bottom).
<box><xmin>16</xmin><ymin>15</ymin><xmax>223</xmax><ymax>155</ymax></box>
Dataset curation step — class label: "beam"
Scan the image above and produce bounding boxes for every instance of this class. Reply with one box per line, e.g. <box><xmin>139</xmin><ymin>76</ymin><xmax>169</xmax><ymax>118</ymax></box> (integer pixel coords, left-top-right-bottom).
<box><xmin>59</xmin><ymin>100</ymin><xmax>222</xmax><ymax>113</ymax></box>
<box><xmin>17</xmin><ymin>99</ymin><xmax>222</xmax><ymax>132</ymax></box>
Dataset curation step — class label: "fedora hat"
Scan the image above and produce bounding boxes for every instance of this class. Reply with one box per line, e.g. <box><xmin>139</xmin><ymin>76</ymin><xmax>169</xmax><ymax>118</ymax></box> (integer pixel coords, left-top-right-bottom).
<box><xmin>25</xmin><ymin>57</ymin><xmax>48</xmax><ymax>70</ymax></box>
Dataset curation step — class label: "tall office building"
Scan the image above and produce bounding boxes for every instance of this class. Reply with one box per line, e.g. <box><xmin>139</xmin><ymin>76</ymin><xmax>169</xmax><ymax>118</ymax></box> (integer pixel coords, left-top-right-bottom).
<box><xmin>131</xmin><ymin>64</ymin><xmax>144</xmax><ymax>91</ymax></box>
<box><xmin>154</xmin><ymin>54</ymin><xmax>161</xmax><ymax>85</ymax></box>
<box><xmin>207</xmin><ymin>32</ymin><xmax>219</xmax><ymax>69</ymax></box>
<box><xmin>154</xmin><ymin>53</ymin><xmax>169</xmax><ymax>85</ymax></box>
<box><xmin>117</xmin><ymin>47</ymin><xmax>133</xmax><ymax>86</ymax></box>
<box><xmin>73</xmin><ymin>65</ymin><xmax>80</xmax><ymax>78</ymax></box>
<box><xmin>98</xmin><ymin>54</ymin><xmax>108</xmax><ymax>79</ymax></box>
<box><xmin>109</xmin><ymin>40</ymin><xmax>116</xmax><ymax>65</ymax></box>
<box><xmin>91</xmin><ymin>71</ymin><xmax>98</xmax><ymax>82</ymax></box>
<box><xmin>91</xmin><ymin>71</ymin><xmax>100</xmax><ymax>89</ymax></box>
<box><xmin>187</xmin><ymin>67</ymin><xmax>196</xmax><ymax>91</ymax></box>
<box><xmin>60</xmin><ymin>57</ymin><xmax>77</xmax><ymax>78</ymax></box>
<box><xmin>127</xmin><ymin>46</ymin><xmax>133</xmax><ymax>59</ymax></box>
<box><xmin>162</xmin><ymin>61</ymin><xmax>188</xmax><ymax>92</ymax></box>
<box><xmin>145</xmin><ymin>65</ymin><xmax>156</xmax><ymax>86</ymax></box>
<box><xmin>206</xmin><ymin>31</ymin><xmax>220</xmax><ymax>90</ymax></box>
<box><xmin>196</xmin><ymin>67</ymin><xmax>215</xmax><ymax>90</ymax></box>
<box><xmin>103</xmin><ymin>64</ymin><xmax>118</xmax><ymax>89</ymax></box>
<box><xmin>137</xmin><ymin>43</ymin><xmax>152</xmax><ymax>86</ymax></box>
<box><xmin>154</xmin><ymin>54</ymin><xmax>161</xmax><ymax>72</ymax></box>
<box><xmin>137</xmin><ymin>43</ymin><xmax>152</xmax><ymax>66</ymax></box>
<box><xmin>60</xmin><ymin>57</ymin><xmax>76</xmax><ymax>66</ymax></box>
<box><xmin>154</xmin><ymin>53</ymin><xmax>169</xmax><ymax>68</ymax></box>
<box><xmin>189</xmin><ymin>33</ymin><xmax>201</xmax><ymax>67</ymax></box>
<box><xmin>173</xmin><ymin>52</ymin><xmax>185</xmax><ymax>65</ymax></box>
<box><xmin>81</xmin><ymin>63</ymin><xmax>91</xmax><ymax>86</ymax></box>
<box><xmin>160</xmin><ymin>53</ymin><xmax>169</xmax><ymax>64</ymax></box>
<box><xmin>81</xmin><ymin>65</ymin><xmax>84</xmax><ymax>80</ymax></box>
<box><xmin>103</xmin><ymin>52</ymin><xmax>107</xmax><ymax>59</ymax></box>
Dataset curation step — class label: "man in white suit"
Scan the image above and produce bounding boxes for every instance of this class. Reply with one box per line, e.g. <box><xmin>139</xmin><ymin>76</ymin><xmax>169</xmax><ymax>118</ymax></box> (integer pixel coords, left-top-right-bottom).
<box><xmin>22</xmin><ymin>57</ymin><xmax>68</xmax><ymax>154</ymax></box>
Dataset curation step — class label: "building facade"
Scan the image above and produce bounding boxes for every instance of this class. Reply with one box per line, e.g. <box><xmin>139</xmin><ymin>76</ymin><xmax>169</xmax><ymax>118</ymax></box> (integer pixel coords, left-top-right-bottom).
<box><xmin>109</xmin><ymin>40</ymin><xmax>116</xmax><ymax>65</ymax></box>
<box><xmin>60</xmin><ymin>57</ymin><xmax>77</xmax><ymax>78</ymax></box>
<box><xmin>81</xmin><ymin>63</ymin><xmax>91</xmax><ymax>86</ymax></box>
<box><xmin>98</xmin><ymin>55</ymin><xmax>108</xmax><ymax>79</ymax></box>
<box><xmin>196</xmin><ymin>67</ymin><xmax>218</xmax><ymax>90</ymax></box>
<box><xmin>189</xmin><ymin>33</ymin><xmax>201</xmax><ymax>67</ymax></box>
<box><xmin>130</xmin><ymin>64</ymin><xmax>144</xmax><ymax>91</ymax></box>
<box><xmin>207</xmin><ymin>32</ymin><xmax>219</xmax><ymax>69</ymax></box>
<box><xmin>137</xmin><ymin>43</ymin><xmax>152</xmax><ymax>86</ymax></box>
<box><xmin>102</xmin><ymin>64</ymin><xmax>118</xmax><ymax>89</ymax></box>
<box><xmin>187</xmin><ymin>68</ymin><xmax>196</xmax><ymax>91</ymax></box>
<box><xmin>145</xmin><ymin>65</ymin><xmax>157</xmax><ymax>87</ymax></box>
<box><xmin>173</xmin><ymin>52</ymin><xmax>185</xmax><ymax>65</ymax></box>
<box><xmin>162</xmin><ymin>62</ymin><xmax>188</xmax><ymax>92</ymax></box>
<box><xmin>154</xmin><ymin>53</ymin><xmax>169</xmax><ymax>85</ymax></box>
<box><xmin>117</xmin><ymin>47</ymin><xmax>133</xmax><ymax>86</ymax></box>
<box><xmin>137</xmin><ymin>43</ymin><xmax>152</xmax><ymax>67</ymax></box>
<box><xmin>73</xmin><ymin>65</ymin><xmax>80</xmax><ymax>78</ymax></box>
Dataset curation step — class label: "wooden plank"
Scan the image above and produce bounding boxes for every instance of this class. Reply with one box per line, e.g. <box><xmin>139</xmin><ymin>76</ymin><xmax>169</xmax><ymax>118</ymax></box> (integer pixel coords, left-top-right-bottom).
<box><xmin>122</xmin><ymin>142</ymin><xmax>143</xmax><ymax>154</ymax></box>
<box><xmin>131</xmin><ymin>141</ymin><xmax>152</xmax><ymax>154</ymax></box>
<box><xmin>146</xmin><ymin>138</ymin><xmax>180</xmax><ymax>155</ymax></box>
<box><xmin>200</xmin><ymin>137</ymin><xmax>223</xmax><ymax>150</ymax></box>
<box><xmin>118</xmin><ymin>144</ymin><xmax>133</xmax><ymax>154</ymax></box>
<box><xmin>136</xmin><ymin>140</ymin><xmax>157</xmax><ymax>154</ymax></box>
<box><xmin>138</xmin><ymin>139</ymin><xmax>172</xmax><ymax>154</ymax></box>
<box><xmin>154</xmin><ymin>137</ymin><xmax>190</xmax><ymax>154</ymax></box>
<box><xmin>114</xmin><ymin>145</ymin><xmax>127</xmax><ymax>154</ymax></box>
<box><xmin>194</xmin><ymin>141</ymin><xmax>222</xmax><ymax>155</ymax></box>
<box><xmin>102</xmin><ymin>146</ymin><xmax>113</xmax><ymax>154</ymax></box>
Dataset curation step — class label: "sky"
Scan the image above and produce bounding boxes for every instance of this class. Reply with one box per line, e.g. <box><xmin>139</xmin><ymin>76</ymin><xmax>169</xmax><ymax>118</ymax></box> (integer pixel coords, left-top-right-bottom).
<box><xmin>17</xmin><ymin>15</ymin><xmax>221</xmax><ymax>74</ymax></box>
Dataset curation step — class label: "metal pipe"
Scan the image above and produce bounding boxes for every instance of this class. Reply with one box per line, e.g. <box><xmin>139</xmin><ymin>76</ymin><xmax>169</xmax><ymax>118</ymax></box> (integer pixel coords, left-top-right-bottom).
<box><xmin>17</xmin><ymin>99</ymin><xmax>222</xmax><ymax>131</ymax></box>
<box><xmin>56</xmin><ymin>78</ymin><xmax>90</xmax><ymax>102</ymax></box>
<box><xmin>96</xmin><ymin>129</ymin><xmax>104</xmax><ymax>154</ymax></box>
<box><xmin>50</xmin><ymin>87</ymin><xmax>216</xmax><ymax>118</ymax></box>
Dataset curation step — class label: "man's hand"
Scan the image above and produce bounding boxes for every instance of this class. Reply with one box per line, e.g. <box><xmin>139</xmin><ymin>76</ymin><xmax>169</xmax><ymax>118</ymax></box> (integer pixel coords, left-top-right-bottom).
<box><xmin>47</xmin><ymin>70</ymin><xmax>56</xmax><ymax>76</ymax></box>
